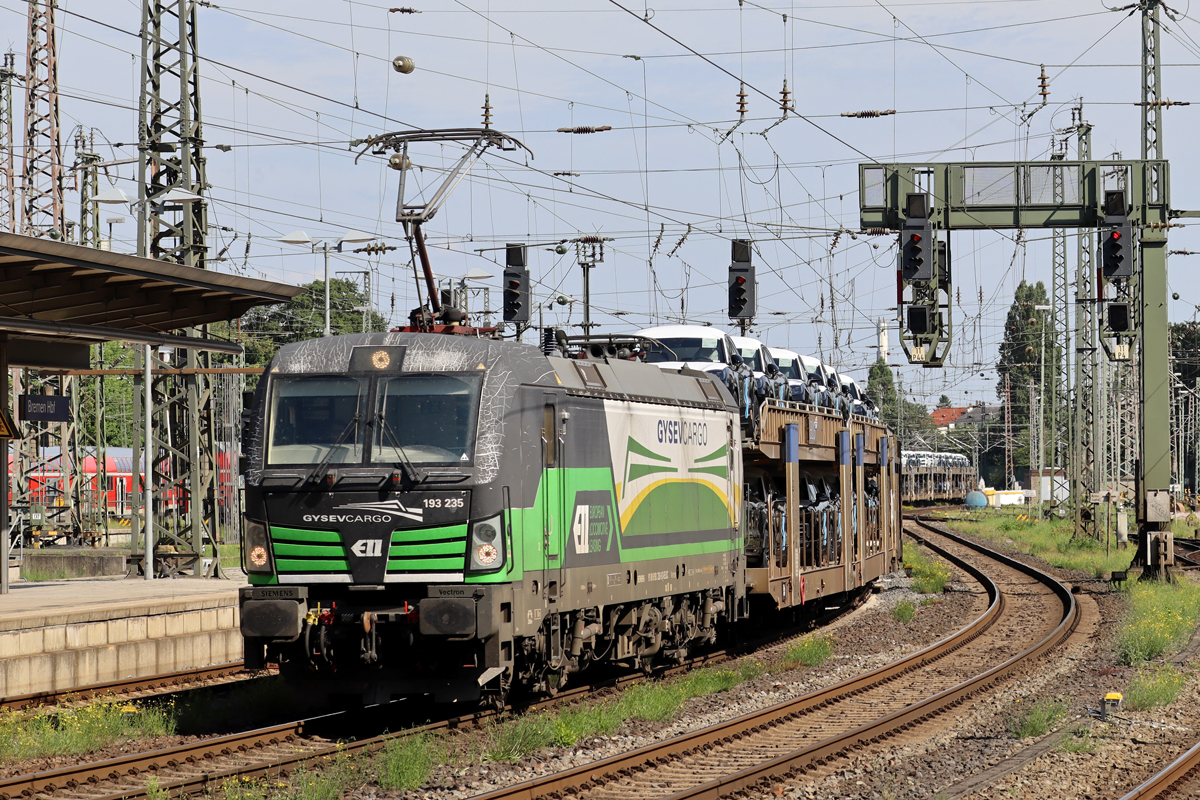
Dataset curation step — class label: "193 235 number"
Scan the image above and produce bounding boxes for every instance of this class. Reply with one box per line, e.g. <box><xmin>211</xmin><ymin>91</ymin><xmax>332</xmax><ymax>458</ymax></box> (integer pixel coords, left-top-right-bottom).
<box><xmin>423</xmin><ymin>497</ymin><xmax>465</xmax><ymax>509</ymax></box>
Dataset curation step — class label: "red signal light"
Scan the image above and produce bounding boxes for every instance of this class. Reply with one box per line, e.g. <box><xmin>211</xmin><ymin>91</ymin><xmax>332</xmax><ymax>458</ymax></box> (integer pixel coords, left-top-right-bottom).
<box><xmin>735</xmin><ymin>276</ymin><xmax>746</xmax><ymax>285</ymax></box>
<box><xmin>507</xmin><ymin>279</ymin><xmax>521</xmax><ymax>289</ymax></box>
<box><xmin>1111</xmin><ymin>230</ymin><xmax>1122</xmax><ymax>241</ymax></box>
<box><xmin>910</xmin><ymin>233</ymin><xmax>922</xmax><ymax>243</ymax></box>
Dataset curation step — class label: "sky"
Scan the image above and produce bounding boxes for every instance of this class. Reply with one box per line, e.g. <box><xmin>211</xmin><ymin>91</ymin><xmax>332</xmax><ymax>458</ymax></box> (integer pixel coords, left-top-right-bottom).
<box><xmin>3</xmin><ymin>0</ymin><xmax>1200</xmax><ymax>408</ymax></box>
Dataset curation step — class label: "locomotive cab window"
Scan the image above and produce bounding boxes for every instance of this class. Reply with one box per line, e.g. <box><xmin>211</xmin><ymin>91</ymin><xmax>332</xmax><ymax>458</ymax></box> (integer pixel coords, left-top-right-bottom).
<box><xmin>373</xmin><ymin>374</ymin><xmax>482</xmax><ymax>465</ymax></box>
<box><xmin>267</xmin><ymin>376</ymin><xmax>366</xmax><ymax>465</ymax></box>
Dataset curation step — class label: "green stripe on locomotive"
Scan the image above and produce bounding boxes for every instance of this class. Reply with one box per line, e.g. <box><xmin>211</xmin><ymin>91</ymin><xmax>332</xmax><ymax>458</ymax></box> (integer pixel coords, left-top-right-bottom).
<box><xmin>468</xmin><ymin>464</ymin><xmax>740</xmax><ymax>585</ymax></box>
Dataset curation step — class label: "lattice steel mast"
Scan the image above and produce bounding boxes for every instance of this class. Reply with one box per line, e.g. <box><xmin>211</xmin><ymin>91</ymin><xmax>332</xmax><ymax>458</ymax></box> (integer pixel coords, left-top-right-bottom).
<box><xmin>0</xmin><ymin>52</ymin><xmax>18</xmax><ymax>232</ymax></box>
<box><xmin>1071</xmin><ymin>120</ymin><xmax>1096</xmax><ymax>539</ymax></box>
<box><xmin>1050</xmin><ymin>132</ymin><xmax>1068</xmax><ymax>488</ymax></box>
<box><xmin>21</xmin><ymin>0</ymin><xmax>63</xmax><ymax>238</ymax></box>
<box><xmin>132</xmin><ymin>0</ymin><xmax>216</xmax><ymax>576</ymax></box>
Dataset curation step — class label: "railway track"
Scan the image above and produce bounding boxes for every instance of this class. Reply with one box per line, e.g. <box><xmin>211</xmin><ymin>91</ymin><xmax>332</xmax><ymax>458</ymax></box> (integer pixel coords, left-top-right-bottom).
<box><xmin>0</xmin><ymin>589</ymin><xmax>866</xmax><ymax>800</ymax></box>
<box><xmin>0</xmin><ymin>663</ymin><xmax>252</xmax><ymax>711</ymax></box>
<box><xmin>1119</xmin><ymin>738</ymin><xmax>1200</xmax><ymax>799</ymax></box>
<box><xmin>466</xmin><ymin>515</ymin><xmax>1078</xmax><ymax>800</ymax></box>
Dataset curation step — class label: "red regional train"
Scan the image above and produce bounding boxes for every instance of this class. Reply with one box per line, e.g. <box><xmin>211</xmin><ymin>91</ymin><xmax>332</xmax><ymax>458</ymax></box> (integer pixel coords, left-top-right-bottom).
<box><xmin>7</xmin><ymin>447</ymin><xmax>238</xmax><ymax>544</ymax></box>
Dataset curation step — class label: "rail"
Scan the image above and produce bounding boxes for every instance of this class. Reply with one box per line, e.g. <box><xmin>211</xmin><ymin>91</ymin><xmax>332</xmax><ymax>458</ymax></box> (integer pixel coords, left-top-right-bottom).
<box><xmin>469</xmin><ymin>515</ymin><xmax>1076</xmax><ymax>800</ymax></box>
<box><xmin>0</xmin><ymin>591</ymin><xmax>869</xmax><ymax>800</ymax></box>
<box><xmin>0</xmin><ymin>662</ymin><xmax>249</xmax><ymax>711</ymax></box>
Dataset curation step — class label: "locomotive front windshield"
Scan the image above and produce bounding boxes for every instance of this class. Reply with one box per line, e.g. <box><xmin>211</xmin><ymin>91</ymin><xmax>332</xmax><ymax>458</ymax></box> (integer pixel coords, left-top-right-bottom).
<box><xmin>373</xmin><ymin>374</ymin><xmax>482</xmax><ymax>465</ymax></box>
<box><xmin>267</xmin><ymin>376</ymin><xmax>366</xmax><ymax>465</ymax></box>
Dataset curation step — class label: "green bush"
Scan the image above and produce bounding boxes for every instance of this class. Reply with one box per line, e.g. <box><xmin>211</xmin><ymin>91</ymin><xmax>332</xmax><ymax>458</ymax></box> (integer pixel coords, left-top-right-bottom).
<box><xmin>892</xmin><ymin>601</ymin><xmax>915</xmax><ymax>624</ymax></box>
<box><xmin>1115</xmin><ymin>580</ymin><xmax>1200</xmax><ymax>665</ymax></box>
<box><xmin>1008</xmin><ymin>698</ymin><xmax>1067</xmax><ymax>739</ymax></box>
<box><xmin>1126</xmin><ymin>664</ymin><xmax>1189</xmax><ymax>710</ymax></box>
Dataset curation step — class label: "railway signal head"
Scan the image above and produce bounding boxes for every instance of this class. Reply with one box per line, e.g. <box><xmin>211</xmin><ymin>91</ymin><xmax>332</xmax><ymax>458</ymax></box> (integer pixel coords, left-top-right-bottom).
<box><xmin>1102</xmin><ymin>224</ymin><xmax>1135</xmax><ymax>279</ymax></box>
<box><xmin>502</xmin><ymin>267</ymin><xmax>530</xmax><ymax>323</ymax></box>
<box><xmin>900</xmin><ymin>223</ymin><xmax>935</xmax><ymax>282</ymax></box>
<box><xmin>728</xmin><ymin>264</ymin><xmax>756</xmax><ymax>320</ymax></box>
<box><xmin>906</xmin><ymin>305</ymin><xmax>930</xmax><ymax>335</ymax></box>
<box><xmin>1107</xmin><ymin>301</ymin><xmax>1132</xmax><ymax>332</ymax></box>
<box><xmin>505</xmin><ymin>242</ymin><xmax>527</xmax><ymax>268</ymax></box>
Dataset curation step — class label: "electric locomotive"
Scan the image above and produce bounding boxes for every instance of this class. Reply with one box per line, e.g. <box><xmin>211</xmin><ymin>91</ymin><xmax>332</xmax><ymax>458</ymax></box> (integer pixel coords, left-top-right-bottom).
<box><xmin>239</xmin><ymin>332</ymin><xmax>746</xmax><ymax>705</ymax></box>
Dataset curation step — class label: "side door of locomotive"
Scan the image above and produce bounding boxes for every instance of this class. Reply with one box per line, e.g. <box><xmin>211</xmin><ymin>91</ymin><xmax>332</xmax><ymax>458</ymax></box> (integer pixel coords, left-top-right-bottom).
<box><xmin>540</xmin><ymin>391</ymin><xmax>566</xmax><ymax>605</ymax></box>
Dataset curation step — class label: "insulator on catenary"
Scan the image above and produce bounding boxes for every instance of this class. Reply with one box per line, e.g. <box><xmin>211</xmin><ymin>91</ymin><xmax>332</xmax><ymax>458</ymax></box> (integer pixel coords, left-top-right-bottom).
<box><xmin>557</xmin><ymin>126</ymin><xmax>612</xmax><ymax>134</ymax></box>
<box><xmin>388</xmin><ymin>153</ymin><xmax>412</xmax><ymax>171</ymax></box>
<box><xmin>863</xmin><ymin>227</ymin><xmax>890</xmax><ymax>236</ymax></box>
<box><xmin>392</xmin><ymin>56</ymin><xmax>415</xmax><ymax>74</ymax></box>
<box><xmin>389</xmin><ymin>7</ymin><xmax>421</xmax><ymax>12</ymax></box>
<box><xmin>1135</xmin><ymin>99</ymin><xmax>1190</xmax><ymax>107</ymax></box>
<box><xmin>840</xmin><ymin>109</ymin><xmax>896</xmax><ymax>118</ymax></box>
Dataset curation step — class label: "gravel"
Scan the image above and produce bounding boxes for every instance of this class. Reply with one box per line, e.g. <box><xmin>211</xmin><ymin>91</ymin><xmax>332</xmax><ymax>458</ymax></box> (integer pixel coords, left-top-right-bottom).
<box><xmin>374</xmin><ymin>567</ymin><xmax>984</xmax><ymax>800</ymax></box>
<box><xmin>773</xmin><ymin>529</ymin><xmax>1200</xmax><ymax>800</ymax></box>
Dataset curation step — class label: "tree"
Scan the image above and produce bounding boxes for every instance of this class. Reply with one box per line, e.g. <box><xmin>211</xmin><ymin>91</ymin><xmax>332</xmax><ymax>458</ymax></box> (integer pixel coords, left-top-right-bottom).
<box><xmin>867</xmin><ymin>357</ymin><xmax>897</xmax><ymax>423</ymax></box>
<box><xmin>995</xmin><ymin>280</ymin><xmax>1060</xmax><ymax>473</ymax></box>
<box><xmin>866</xmin><ymin>358</ymin><xmax>935</xmax><ymax>449</ymax></box>
<box><xmin>936</xmin><ymin>394</ymin><xmax>952</xmax><ymax>408</ymax></box>
<box><xmin>240</xmin><ymin>278</ymin><xmax>389</xmax><ymax>368</ymax></box>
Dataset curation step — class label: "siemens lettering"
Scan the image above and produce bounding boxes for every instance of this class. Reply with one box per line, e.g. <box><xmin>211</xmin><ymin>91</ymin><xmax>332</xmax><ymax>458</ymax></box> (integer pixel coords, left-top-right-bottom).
<box><xmin>656</xmin><ymin>419</ymin><xmax>708</xmax><ymax>446</ymax></box>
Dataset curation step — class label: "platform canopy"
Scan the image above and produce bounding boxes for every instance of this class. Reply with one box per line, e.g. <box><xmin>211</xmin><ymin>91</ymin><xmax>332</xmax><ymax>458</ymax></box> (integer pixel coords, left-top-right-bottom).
<box><xmin>0</xmin><ymin>231</ymin><xmax>301</xmax><ymax>367</ymax></box>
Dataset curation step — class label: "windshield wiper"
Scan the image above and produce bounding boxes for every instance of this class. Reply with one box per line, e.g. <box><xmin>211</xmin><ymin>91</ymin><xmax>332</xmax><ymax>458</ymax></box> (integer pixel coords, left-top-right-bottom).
<box><xmin>375</xmin><ymin>412</ymin><xmax>424</xmax><ymax>486</ymax></box>
<box><xmin>307</xmin><ymin>412</ymin><xmax>362</xmax><ymax>484</ymax></box>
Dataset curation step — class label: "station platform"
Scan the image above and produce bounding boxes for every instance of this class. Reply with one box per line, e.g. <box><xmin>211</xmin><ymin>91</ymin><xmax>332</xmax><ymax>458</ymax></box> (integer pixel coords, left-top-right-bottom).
<box><xmin>0</xmin><ymin>575</ymin><xmax>245</xmax><ymax>700</ymax></box>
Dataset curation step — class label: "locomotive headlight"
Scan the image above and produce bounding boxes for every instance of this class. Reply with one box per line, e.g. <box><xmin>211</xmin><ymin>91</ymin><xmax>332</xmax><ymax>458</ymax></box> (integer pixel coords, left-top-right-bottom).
<box><xmin>469</xmin><ymin>515</ymin><xmax>504</xmax><ymax>572</ymax></box>
<box><xmin>243</xmin><ymin>518</ymin><xmax>274</xmax><ymax>574</ymax></box>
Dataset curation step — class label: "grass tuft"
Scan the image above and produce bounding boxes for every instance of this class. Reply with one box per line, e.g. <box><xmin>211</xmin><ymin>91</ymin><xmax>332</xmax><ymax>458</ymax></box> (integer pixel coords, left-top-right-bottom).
<box><xmin>892</xmin><ymin>601</ymin><xmax>915</xmax><ymax>624</ymax></box>
<box><xmin>0</xmin><ymin>699</ymin><xmax>176</xmax><ymax>763</ymax></box>
<box><xmin>1126</xmin><ymin>664</ymin><xmax>1189</xmax><ymax>710</ymax></box>
<box><xmin>1008</xmin><ymin>698</ymin><xmax>1067</xmax><ymax>739</ymax></box>
<box><xmin>943</xmin><ymin>514</ymin><xmax>1130</xmax><ymax>577</ymax></box>
<box><xmin>221</xmin><ymin>776</ymin><xmax>270</xmax><ymax>800</ymax></box>
<box><xmin>780</xmin><ymin>635</ymin><xmax>834</xmax><ymax>668</ymax></box>
<box><xmin>1058</xmin><ymin>726</ymin><xmax>1097</xmax><ymax>754</ymax></box>
<box><xmin>19</xmin><ymin>564</ymin><xmax>71</xmax><ymax>582</ymax></box>
<box><xmin>903</xmin><ymin>542</ymin><xmax>951</xmax><ymax>594</ymax></box>
<box><xmin>484</xmin><ymin>714</ymin><xmax>555</xmax><ymax>762</ymax></box>
<box><xmin>377</xmin><ymin>732</ymin><xmax>437</xmax><ymax>790</ymax></box>
<box><xmin>145</xmin><ymin>776</ymin><xmax>169</xmax><ymax>800</ymax></box>
<box><xmin>552</xmin><ymin>705</ymin><xmax>624</xmax><ymax>747</ymax></box>
<box><xmin>1115</xmin><ymin>580</ymin><xmax>1200</xmax><ymax>665</ymax></box>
